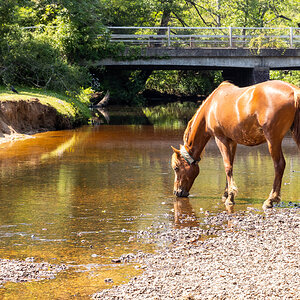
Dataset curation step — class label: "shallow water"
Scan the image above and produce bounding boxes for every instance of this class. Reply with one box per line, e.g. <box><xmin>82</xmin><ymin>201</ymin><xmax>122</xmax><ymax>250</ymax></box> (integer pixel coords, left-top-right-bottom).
<box><xmin>0</xmin><ymin>125</ymin><xmax>299</xmax><ymax>298</ymax></box>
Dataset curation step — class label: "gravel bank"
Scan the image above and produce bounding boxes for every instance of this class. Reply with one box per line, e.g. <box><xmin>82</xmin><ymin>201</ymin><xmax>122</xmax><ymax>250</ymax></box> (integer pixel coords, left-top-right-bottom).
<box><xmin>0</xmin><ymin>258</ymin><xmax>68</xmax><ymax>287</ymax></box>
<box><xmin>93</xmin><ymin>208</ymin><xmax>300</xmax><ymax>299</ymax></box>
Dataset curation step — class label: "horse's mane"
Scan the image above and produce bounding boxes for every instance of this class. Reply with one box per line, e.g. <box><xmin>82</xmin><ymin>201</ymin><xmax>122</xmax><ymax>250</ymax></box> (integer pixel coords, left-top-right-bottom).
<box><xmin>183</xmin><ymin>110</ymin><xmax>198</xmax><ymax>144</ymax></box>
<box><xmin>183</xmin><ymin>81</ymin><xmax>236</xmax><ymax>147</ymax></box>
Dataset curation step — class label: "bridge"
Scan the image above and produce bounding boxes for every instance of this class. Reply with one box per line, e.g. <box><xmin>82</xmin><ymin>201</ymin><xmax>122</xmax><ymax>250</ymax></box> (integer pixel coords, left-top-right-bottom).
<box><xmin>95</xmin><ymin>26</ymin><xmax>300</xmax><ymax>86</ymax></box>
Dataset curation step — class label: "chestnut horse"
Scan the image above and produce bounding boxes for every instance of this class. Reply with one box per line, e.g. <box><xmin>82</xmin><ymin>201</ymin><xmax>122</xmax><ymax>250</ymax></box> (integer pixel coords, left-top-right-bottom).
<box><xmin>171</xmin><ymin>80</ymin><xmax>300</xmax><ymax>209</ymax></box>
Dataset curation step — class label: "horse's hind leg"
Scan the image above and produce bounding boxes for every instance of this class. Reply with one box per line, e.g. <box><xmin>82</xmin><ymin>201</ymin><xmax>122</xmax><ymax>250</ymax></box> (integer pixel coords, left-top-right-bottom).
<box><xmin>215</xmin><ymin>137</ymin><xmax>238</xmax><ymax>206</ymax></box>
<box><xmin>263</xmin><ymin>140</ymin><xmax>286</xmax><ymax>209</ymax></box>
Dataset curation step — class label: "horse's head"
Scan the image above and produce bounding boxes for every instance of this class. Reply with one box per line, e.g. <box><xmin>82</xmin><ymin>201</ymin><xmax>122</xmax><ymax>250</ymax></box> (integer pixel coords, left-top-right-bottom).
<box><xmin>171</xmin><ymin>145</ymin><xmax>199</xmax><ymax>197</ymax></box>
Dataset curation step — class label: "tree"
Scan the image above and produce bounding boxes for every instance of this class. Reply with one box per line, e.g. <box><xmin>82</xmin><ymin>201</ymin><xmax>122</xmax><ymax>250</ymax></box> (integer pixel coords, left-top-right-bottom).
<box><xmin>0</xmin><ymin>0</ymin><xmax>100</xmax><ymax>91</ymax></box>
<box><xmin>1</xmin><ymin>0</ymin><xmax>299</xmax><ymax>102</ymax></box>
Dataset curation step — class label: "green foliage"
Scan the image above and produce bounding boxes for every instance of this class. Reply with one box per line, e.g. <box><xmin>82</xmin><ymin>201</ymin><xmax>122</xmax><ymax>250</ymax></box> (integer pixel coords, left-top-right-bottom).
<box><xmin>143</xmin><ymin>102</ymin><xmax>198</xmax><ymax>128</ymax></box>
<box><xmin>98</xmin><ymin>0</ymin><xmax>154</xmax><ymax>26</ymax></box>
<box><xmin>146</xmin><ymin>70</ymin><xmax>222</xmax><ymax>96</ymax></box>
<box><xmin>93</xmin><ymin>41</ymin><xmax>147</xmax><ymax>61</ymax></box>
<box><xmin>95</xmin><ymin>0</ymin><xmax>299</xmax><ymax>104</ymax></box>
<box><xmin>97</xmin><ymin>69</ymin><xmax>147</xmax><ymax>106</ymax></box>
<box><xmin>0</xmin><ymin>29</ymin><xmax>90</xmax><ymax>92</ymax></box>
<box><xmin>182</xmin><ymin>0</ymin><xmax>299</xmax><ymax>27</ymax></box>
<box><xmin>98</xmin><ymin>0</ymin><xmax>299</xmax><ymax>28</ymax></box>
<box><xmin>248</xmin><ymin>28</ymin><xmax>290</xmax><ymax>54</ymax></box>
<box><xmin>270</xmin><ymin>71</ymin><xmax>300</xmax><ymax>86</ymax></box>
<box><xmin>76</xmin><ymin>87</ymin><xmax>94</xmax><ymax>105</ymax></box>
<box><xmin>0</xmin><ymin>0</ymin><xmax>299</xmax><ymax>108</ymax></box>
<box><xmin>66</xmin><ymin>87</ymin><xmax>93</xmax><ymax>125</ymax></box>
<box><xmin>0</xmin><ymin>0</ymin><xmax>104</xmax><ymax>94</ymax></box>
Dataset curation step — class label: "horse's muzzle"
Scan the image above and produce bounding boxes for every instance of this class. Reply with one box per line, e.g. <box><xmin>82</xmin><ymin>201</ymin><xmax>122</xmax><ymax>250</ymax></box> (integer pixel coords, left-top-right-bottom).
<box><xmin>174</xmin><ymin>188</ymin><xmax>189</xmax><ymax>197</ymax></box>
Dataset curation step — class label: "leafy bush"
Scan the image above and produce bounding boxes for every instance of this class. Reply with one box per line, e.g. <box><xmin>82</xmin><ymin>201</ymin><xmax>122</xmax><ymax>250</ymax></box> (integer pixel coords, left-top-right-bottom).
<box><xmin>270</xmin><ymin>70</ymin><xmax>300</xmax><ymax>86</ymax></box>
<box><xmin>96</xmin><ymin>69</ymin><xmax>147</xmax><ymax>106</ymax></box>
<box><xmin>0</xmin><ymin>29</ymin><xmax>90</xmax><ymax>92</ymax></box>
<box><xmin>146</xmin><ymin>70</ymin><xmax>223</xmax><ymax>96</ymax></box>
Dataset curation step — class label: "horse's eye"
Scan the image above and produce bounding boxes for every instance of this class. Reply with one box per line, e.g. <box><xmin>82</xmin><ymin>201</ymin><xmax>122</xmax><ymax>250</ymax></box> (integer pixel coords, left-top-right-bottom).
<box><xmin>174</xmin><ymin>167</ymin><xmax>179</xmax><ymax>171</ymax></box>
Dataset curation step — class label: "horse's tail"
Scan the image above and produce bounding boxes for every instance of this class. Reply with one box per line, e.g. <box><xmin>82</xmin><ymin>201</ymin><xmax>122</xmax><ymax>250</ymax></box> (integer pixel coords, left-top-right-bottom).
<box><xmin>291</xmin><ymin>88</ymin><xmax>300</xmax><ymax>149</ymax></box>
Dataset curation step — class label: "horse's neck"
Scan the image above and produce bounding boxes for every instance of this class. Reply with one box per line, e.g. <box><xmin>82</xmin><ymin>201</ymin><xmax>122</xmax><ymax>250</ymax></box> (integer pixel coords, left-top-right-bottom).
<box><xmin>184</xmin><ymin>101</ymin><xmax>211</xmax><ymax>160</ymax></box>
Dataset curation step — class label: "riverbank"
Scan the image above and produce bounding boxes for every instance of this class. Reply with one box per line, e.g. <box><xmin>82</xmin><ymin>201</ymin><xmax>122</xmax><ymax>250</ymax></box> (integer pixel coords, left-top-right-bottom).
<box><xmin>0</xmin><ymin>87</ymin><xmax>91</xmax><ymax>144</ymax></box>
<box><xmin>0</xmin><ymin>258</ymin><xmax>68</xmax><ymax>288</ymax></box>
<box><xmin>93</xmin><ymin>207</ymin><xmax>300</xmax><ymax>299</ymax></box>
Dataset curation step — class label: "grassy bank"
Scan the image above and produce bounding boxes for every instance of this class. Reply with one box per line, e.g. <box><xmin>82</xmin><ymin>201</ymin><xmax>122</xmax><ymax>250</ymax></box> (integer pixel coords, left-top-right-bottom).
<box><xmin>0</xmin><ymin>86</ymin><xmax>91</xmax><ymax>126</ymax></box>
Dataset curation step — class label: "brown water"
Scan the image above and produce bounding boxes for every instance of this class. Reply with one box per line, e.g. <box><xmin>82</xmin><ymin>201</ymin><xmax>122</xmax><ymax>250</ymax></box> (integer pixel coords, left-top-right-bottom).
<box><xmin>0</xmin><ymin>125</ymin><xmax>299</xmax><ymax>298</ymax></box>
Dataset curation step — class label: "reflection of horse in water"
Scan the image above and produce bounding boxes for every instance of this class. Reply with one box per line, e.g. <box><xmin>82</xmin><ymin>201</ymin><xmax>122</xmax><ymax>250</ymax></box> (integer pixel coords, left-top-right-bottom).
<box><xmin>171</xmin><ymin>80</ymin><xmax>300</xmax><ymax>209</ymax></box>
<box><xmin>173</xmin><ymin>197</ymin><xmax>235</xmax><ymax>230</ymax></box>
<box><xmin>173</xmin><ymin>197</ymin><xmax>198</xmax><ymax>228</ymax></box>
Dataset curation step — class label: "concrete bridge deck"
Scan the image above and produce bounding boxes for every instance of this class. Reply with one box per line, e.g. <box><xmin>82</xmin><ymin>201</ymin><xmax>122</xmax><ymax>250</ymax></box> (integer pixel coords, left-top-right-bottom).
<box><xmin>93</xmin><ymin>26</ymin><xmax>300</xmax><ymax>86</ymax></box>
<box><xmin>94</xmin><ymin>48</ymin><xmax>300</xmax><ymax>86</ymax></box>
<box><xmin>96</xmin><ymin>48</ymin><xmax>300</xmax><ymax>70</ymax></box>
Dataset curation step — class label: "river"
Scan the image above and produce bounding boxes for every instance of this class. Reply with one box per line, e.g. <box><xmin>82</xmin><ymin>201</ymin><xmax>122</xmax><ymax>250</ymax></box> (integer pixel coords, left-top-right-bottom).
<box><xmin>0</xmin><ymin>124</ymin><xmax>299</xmax><ymax>298</ymax></box>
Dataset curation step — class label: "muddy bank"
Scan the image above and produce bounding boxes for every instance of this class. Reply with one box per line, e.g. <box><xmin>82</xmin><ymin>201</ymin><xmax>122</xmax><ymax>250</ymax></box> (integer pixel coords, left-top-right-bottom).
<box><xmin>93</xmin><ymin>208</ymin><xmax>300</xmax><ymax>299</ymax></box>
<box><xmin>0</xmin><ymin>258</ymin><xmax>68</xmax><ymax>287</ymax></box>
<box><xmin>0</xmin><ymin>99</ymin><xmax>73</xmax><ymax>144</ymax></box>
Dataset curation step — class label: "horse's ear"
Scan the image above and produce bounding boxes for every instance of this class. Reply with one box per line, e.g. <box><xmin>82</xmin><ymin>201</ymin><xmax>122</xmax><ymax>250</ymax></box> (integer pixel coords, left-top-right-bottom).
<box><xmin>171</xmin><ymin>146</ymin><xmax>180</xmax><ymax>155</ymax></box>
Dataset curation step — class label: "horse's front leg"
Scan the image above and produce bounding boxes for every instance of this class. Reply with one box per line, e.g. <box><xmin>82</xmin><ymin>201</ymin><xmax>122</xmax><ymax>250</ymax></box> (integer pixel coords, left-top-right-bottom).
<box><xmin>263</xmin><ymin>141</ymin><xmax>286</xmax><ymax>209</ymax></box>
<box><xmin>222</xmin><ymin>178</ymin><xmax>228</xmax><ymax>202</ymax></box>
<box><xmin>215</xmin><ymin>137</ymin><xmax>238</xmax><ymax>206</ymax></box>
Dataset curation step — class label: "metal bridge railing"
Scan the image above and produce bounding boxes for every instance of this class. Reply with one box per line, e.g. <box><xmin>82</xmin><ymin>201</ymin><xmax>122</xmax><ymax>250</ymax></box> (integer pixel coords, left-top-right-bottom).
<box><xmin>103</xmin><ymin>27</ymin><xmax>300</xmax><ymax>48</ymax></box>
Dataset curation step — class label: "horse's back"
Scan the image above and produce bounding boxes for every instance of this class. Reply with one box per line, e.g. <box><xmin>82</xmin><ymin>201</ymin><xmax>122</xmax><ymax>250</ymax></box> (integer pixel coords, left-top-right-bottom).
<box><xmin>206</xmin><ymin>80</ymin><xmax>298</xmax><ymax>145</ymax></box>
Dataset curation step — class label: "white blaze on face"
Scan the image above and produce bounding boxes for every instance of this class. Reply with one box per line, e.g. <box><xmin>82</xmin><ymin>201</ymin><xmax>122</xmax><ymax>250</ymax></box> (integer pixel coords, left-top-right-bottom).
<box><xmin>174</xmin><ymin>171</ymin><xmax>178</xmax><ymax>182</ymax></box>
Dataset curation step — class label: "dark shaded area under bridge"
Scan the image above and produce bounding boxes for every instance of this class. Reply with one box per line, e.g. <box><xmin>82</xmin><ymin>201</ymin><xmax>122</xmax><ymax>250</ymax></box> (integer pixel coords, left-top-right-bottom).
<box><xmin>93</xmin><ymin>48</ymin><xmax>300</xmax><ymax>87</ymax></box>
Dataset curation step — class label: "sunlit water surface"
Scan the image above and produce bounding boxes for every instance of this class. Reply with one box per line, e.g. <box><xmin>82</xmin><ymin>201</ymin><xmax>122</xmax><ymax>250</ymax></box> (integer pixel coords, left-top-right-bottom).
<box><xmin>0</xmin><ymin>125</ymin><xmax>299</xmax><ymax>298</ymax></box>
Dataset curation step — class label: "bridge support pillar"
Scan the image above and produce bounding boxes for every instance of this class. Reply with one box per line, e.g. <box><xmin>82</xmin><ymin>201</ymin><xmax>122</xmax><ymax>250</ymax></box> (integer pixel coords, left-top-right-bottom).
<box><xmin>223</xmin><ymin>67</ymin><xmax>269</xmax><ymax>87</ymax></box>
<box><xmin>251</xmin><ymin>67</ymin><xmax>270</xmax><ymax>84</ymax></box>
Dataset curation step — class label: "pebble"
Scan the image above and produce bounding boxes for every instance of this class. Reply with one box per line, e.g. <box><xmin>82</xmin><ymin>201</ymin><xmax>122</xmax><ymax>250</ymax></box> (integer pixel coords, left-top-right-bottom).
<box><xmin>93</xmin><ymin>208</ymin><xmax>300</xmax><ymax>300</ymax></box>
<box><xmin>0</xmin><ymin>258</ymin><xmax>68</xmax><ymax>285</ymax></box>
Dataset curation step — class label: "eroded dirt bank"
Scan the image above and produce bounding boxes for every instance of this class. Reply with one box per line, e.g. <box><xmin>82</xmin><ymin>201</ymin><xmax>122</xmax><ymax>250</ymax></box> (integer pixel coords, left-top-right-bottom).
<box><xmin>0</xmin><ymin>99</ymin><xmax>73</xmax><ymax>144</ymax></box>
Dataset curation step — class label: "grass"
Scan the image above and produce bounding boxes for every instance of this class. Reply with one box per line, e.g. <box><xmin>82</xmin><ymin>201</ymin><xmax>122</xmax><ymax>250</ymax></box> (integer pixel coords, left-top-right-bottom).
<box><xmin>0</xmin><ymin>86</ymin><xmax>91</xmax><ymax>125</ymax></box>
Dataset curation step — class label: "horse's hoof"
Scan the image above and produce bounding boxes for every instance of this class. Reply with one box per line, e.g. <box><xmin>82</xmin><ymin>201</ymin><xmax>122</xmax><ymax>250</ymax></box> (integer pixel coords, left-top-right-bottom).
<box><xmin>225</xmin><ymin>205</ymin><xmax>234</xmax><ymax>214</ymax></box>
<box><xmin>273</xmin><ymin>197</ymin><xmax>281</xmax><ymax>204</ymax></box>
<box><xmin>225</xmin><ymin>199</ymin><xmax>235</xmax><ymax>206</ymax></box>
<box><xmin>263</xmin><ymin>196</ymin><xmax>281</xmax><ymax>210</ymax></box>
<box><xmin>225</xmin><ymin>193</ymin><xmax>235</xmax><ymax>206</ymax></box>
<box><xmin>262</xmin><ymin>200</ymin><xmax>273</xmax><ymax>210</ymax></box>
